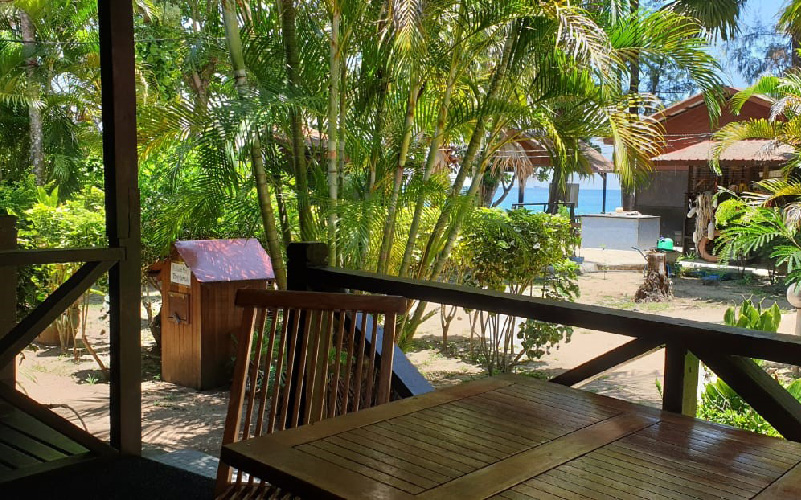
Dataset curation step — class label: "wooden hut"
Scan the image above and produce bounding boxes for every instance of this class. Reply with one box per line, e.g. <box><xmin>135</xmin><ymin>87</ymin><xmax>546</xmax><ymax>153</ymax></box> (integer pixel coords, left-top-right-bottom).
<box><xmin>635</xmin><ymin>88</ymin><xmax>785</xmax><ymax>251</ymax></box>
<box><xmin>160</xmin><ymin>239</ymin><xmax>275</xmax><ymax>389</ymax></box>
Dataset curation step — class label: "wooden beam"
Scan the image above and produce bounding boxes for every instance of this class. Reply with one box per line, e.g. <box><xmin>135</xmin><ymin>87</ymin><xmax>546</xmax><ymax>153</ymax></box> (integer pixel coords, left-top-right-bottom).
<box><xmin>99</xmin><ymin>0</ymin><xmax>141</xmax><ymax>455</ymax></box>
<box><xmin>662</xmin><ymin>344</ymin><xmax>699</xmax><ymax>416</ymax></box>
<box><xmin>0</xmin><ymin>260</ymin><xmax>115</xmax><ymax>369</ymax></box>
<box><xmin>0</xmin><ymin>216</ymin><xmax>16</xmax><ymax>385</ymax></box>
<box><xmin>0</xmin><ymin>247</ymin><xmax>124</xmax><ymax>266</ymax></box>
<box><xmin>551</xmin><ymin>338</ymin><xmax>663</xmax><ymax>387</ymax></box>
<box><xmin>0</xmin><ymin>383</ymin><xmax>115</xmax><ymax>456</ymax></box>
<box><xmin>308</xmin><ymin>266</ymin><xmax>801</xmax><ymax>365</ymax></box>
<box><xmin>698</xmin><ymin>353</ymin><xmax>801</xmax><ymax>442</ymax></box>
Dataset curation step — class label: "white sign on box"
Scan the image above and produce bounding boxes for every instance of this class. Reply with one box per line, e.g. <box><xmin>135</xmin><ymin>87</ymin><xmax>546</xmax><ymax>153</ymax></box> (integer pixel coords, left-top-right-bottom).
<box><xmin>171</xmin><ymin>261</ymin><xmax>192</xmax><ymax>286</ymax></box>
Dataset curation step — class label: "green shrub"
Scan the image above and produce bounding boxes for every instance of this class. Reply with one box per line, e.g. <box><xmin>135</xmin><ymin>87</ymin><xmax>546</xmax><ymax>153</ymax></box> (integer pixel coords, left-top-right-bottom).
<box><xmin>723</xmin><ymin>299</ymin><xmax>781</xmax><ymax>332</ymax></box>
<box><xmin>460</xmin><ymin>208</ymin><xmax>579</xmax><ymax>374</ymax></box>
<box><xmin>697</xmin><ymin>299</ymin><xmax>786</xmax><ymax>436</ymax></box>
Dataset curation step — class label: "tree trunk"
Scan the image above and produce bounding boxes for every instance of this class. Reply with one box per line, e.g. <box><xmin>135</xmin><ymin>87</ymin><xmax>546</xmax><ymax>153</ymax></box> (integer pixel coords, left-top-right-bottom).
<box><xmin>252</xmin><ymin>135</ymin><xmax>288</xmax><ymax>289</ymax></box>
<box><xmin>624</xmin><ymin>0</ymin><xmax>640</xmax><ymax>212</ymax></box>
<box><xmin>417</xmin><ymin>24</ymin><xmax>517</xmax><ymax>279</ymax></box>
<box><xmin>280</xmin><ymin>0</ymin><xmax>314</xmax><ymax>240</ymax></box>
<box><xmin>222</xmin><ymin>0</ymin><xmax>287</xmax><ymax>288</ymax></box>
<box><xmin>327</xmin><ymin>5</ymin><xmax>341</xmax><ymax>264</ymax></box>
<box><xmin>377</xmin><ymin>73</ymin><xmax>421</xmax><ymax>274</ymax></box>
<box><xmin>19</xmin><ymin>10</ymin><xmax>44</xmax><ymax>185</ymax></box>
<box><xmin>398</xmin><ymin>19</ymin><xmax>464</xmax><ymax>277</ymax></box>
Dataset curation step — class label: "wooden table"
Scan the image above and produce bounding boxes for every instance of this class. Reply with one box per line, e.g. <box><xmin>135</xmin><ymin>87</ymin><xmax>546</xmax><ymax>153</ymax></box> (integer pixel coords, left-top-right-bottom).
<box><xmin>222</xmin><ymin>375</ymin><xmax>801</xmax><ymax>499</ymax></box>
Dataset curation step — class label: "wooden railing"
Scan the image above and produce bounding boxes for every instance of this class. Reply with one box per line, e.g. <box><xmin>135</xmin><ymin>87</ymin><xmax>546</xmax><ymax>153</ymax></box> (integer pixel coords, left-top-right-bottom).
<box><xmin>288</xmin><ymin>242</ymin><xmax>801</xmax><ymax>442</ymax></box>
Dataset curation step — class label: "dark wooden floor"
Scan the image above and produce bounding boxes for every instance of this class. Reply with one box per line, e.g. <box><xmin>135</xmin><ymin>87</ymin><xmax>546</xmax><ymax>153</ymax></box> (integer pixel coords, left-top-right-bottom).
<box><xmin>0</xmin><ymin>401</ymin><xmax>92</xmax><ymax>482</ymax></box>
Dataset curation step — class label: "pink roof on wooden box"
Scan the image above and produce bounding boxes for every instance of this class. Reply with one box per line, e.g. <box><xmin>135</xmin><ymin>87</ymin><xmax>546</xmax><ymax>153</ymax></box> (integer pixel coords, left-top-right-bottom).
<box><xmin>174</xmin><ymin>239</ymin><xmax>275</xmax><ymax>282</ymax></box>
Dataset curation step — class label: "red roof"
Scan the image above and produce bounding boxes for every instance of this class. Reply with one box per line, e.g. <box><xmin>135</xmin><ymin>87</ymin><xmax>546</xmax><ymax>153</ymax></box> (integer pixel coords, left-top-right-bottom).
<box><xmin>174</xmin><ymin>239</ymin><xmax>275</xmax><ymax>282</ymax></box>
<box><xmin>652</xmin><ymin>140</ymin><xmax>794</xmax><ymax>167</ymax></box>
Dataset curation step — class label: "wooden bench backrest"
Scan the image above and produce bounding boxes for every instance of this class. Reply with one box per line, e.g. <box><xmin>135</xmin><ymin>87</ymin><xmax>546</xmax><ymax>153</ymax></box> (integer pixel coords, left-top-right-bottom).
<box><xmin>216</xmin><ymin>289</ymin><xmax>407</xmax><ymax>492</ymax></box>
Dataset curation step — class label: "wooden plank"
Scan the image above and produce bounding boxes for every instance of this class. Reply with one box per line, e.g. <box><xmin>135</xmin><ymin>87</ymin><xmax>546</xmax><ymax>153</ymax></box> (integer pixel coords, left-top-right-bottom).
<box><xmin>551</xmin><ymin>337</ymin><xmax>663</xmax><ymax>387</ymax></box>
<box><xmin>419</xmin><ymin>413</ymin><xmax>657</xmax><ymax>500</ymax></box>
<box><xmin>611</xmin><ymin>440</ymin><xmax>772</xmax><ymax>489</ymax></box>
<box><xmin>637</xmin><ymin>421</ymin><xmax>798</xmax><ymax>469</ymax></box>
<box><xmin>0</xmin><ymin>452</ymin><xmax>93</xmax><ymax>483</ymax></box>
<box><xmin>557</xmin><ymin>463</ymin><xmax>677</xmax><ymax>500</ymax></box>
<box><xmin>605</xmin><ymin>442</ymin><xmax>764</xmax><ymax>495</ymax></box>
<box><xmin>308</xmin><ymin>266</ymin><xmax>801</xmax><ymax>365</ymax></box>
<box><xmin>357</xmin><ymin>423</ymin><xmax>484</xmax><ymax>471</ymax></box>
<box><xmin>0</xmin><ymin>216</ymin><xmax>16</xmax><ymax>385</ymax></box>
<box><xmin>298</xmin><ymin>443</ymin><xmax>424</xmax><ymax>494</ymax></box>
<box><xmin>697</xmin><ymin>353</ymin><xmax>801</xmax><ymax>442</ymax></box>
<box><xmin>624</xmin><ymin>431</ymin><xmax>786</xmax><ymax>478</ymax></box>
<box><xmin>0</xmin><ymin>409</ymin><xmax>87</xmax><ymax>456</ymax></box>
<box><xmin>0</xmin><ymin>384</ymin><xmax>113</xmax><ymax>456</ymax></box>
<box><xmin>254</xmin><ymin>376</ymin><xmax>513</xmax><ymax>448</ymax></box>
<box><xmin>0</xmin><ymin>260</ymin><xmax>115</xmax><ymax>369</ymax></box>
<box><xmin>755</xmin><ymin>462</ymin><xmax>801</xmax><ymax>499</ymax></box>
<box><xmin>0</xmin><ymin>439</ymin><xmax>41</xmax><ymax>468</ymax></box>
<box><xmin>588</xmin><ymin>448</ymin><xmax>746</xmax><ymax>500</ymax></box>
<box><xmin>235</xmin><ymin>289</ymin><xmax>407</xmax><ymax>315</ymax></box>
<box><xmin>572</xmin><ymin>455</ymin><xmax>695</xmax><ymax>500</ymax></box>
<box><xmin>0</xmin><ymin>422</ymin><xmax>68</xmax><ymax>462</ymax></box>
<box><xmin>0</xmin><ymin>247</ymin><xmax>124</xmax><ymax>266</ymax></box>
<box><xmin>565</xmin><ymin>455</ymin><xmax>692</xmax><ymax>500</ymax></box>
<box><xmin>99</xmin><ymin>0</ymin><xmax>142</xmax><ymax>456</ymax></box>
<box><xmin>662</xmin><ymin>345</ymin><xmax>699</xmax><ymax>416</ymax></box>
<box><xmin>344</xmin><ymin>427</ymin><xmax>462</xmax><ymax>479</ymax></box>
<box><xmin>220</xmin><ymin>443</ymin><xmax>414</xmax><ymax>499</ymax></box>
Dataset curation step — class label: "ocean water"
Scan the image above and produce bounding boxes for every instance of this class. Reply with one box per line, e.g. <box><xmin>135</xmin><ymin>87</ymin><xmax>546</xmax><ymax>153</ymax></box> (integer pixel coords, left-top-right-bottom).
<box><xmin>494</xmin><ymin>186</ymin><xmax>622</xmax><ymax>215</ymax></box>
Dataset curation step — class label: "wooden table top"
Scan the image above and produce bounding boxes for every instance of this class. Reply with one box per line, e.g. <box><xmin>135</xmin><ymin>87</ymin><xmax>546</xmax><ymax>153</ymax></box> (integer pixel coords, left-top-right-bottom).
<box><xmin>222</xmin><ymin>374</ymin><xmax>801</xmax><ymax>499</ymax></box>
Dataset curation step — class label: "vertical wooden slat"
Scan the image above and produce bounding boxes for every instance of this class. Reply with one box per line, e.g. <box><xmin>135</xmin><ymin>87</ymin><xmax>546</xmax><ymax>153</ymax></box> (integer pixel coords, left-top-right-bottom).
<box><xmin>216</xmin><ymin>307</ymin><xmax>256</xmax><ymax>494</ymax></box>
<box><xmin>267</xmin><ymin>308</ymin><xmax>290</xmax><ymax>434</ymax></box>
<box><xmin>352</xmin><ymin>313</ymin><xmax>368</xmax><ymax>412</ymax></box>
<box><xmin>341</xmin><ymin>315</ymin><xmax>358</xmax><ymax>414</ymax></box>
<box><xmin>376</xmin><ymin>313</ymin><xmax>397</xmax><ymax>404</ymax></box>
<box><xmin>289</xmin><ymin>310</ymin><xmax>313</xmax><ymax>428</ymax></box>
<box><xmin>278</xmin><ymin>309</ymin><xmax>301</xmax><ymax>432</ymax></box>
<box><xmin>240</xmin><ymin>309</ymin><xmax>268</xmax><ymax>442</ymax></box>
<box><xmin>328</xmin><ymin>311</ymin><xmax>346</xmax><ymax>418</ymax></box>
<box><xmin>311</xmin><ymin>310</ymin><xmax>335</xmax><ymax>423</ymax></box>
<box><xmin>99</xmin><ymin>0</ymin><xmax>141</xmax><ymax>455</ymax></box>
<box><xmin>254</xmin><ymin>309</ymin><xmax>280</xmax><ymax>437</ymax></box>
<box><xmin>302</xmin><ymin>310</ymin><xmax>323</xmax><ymax>425</ymax></box>
<box><xmin>363</xmin><ymin>315</ymin><xmax>379</xmax><ymax>408</ymax></box>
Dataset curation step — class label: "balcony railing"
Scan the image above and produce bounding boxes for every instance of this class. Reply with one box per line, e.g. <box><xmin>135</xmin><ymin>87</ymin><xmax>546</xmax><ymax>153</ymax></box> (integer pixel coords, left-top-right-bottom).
<box><xmin>287</xmin><ymin>242</ymin><xmax>801</xmax><ymax>442</ymax></box>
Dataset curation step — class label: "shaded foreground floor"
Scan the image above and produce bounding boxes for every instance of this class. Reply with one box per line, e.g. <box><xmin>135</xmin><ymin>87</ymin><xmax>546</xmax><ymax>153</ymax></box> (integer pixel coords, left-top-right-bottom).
<box><xmin>4</xmin><ymin>455</ymin><xmax>214</xmax><ymax>500</ymax></box>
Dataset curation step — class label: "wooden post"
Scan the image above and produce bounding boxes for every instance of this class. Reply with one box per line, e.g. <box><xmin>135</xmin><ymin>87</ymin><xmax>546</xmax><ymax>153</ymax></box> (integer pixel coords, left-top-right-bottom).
<box><xmin>99</xmin><ymin>0</ymin><xmax>141</xmax><ymax>455</ymax></box>
<box><xmin>285</xmin><ymin>242</ymin><xmax>328</xmax><ymax>425</ymax></box>
<box><xmin>662</xmin><ymin>344</ymin><xmax>699</xmax><ymax>416</ymax></box>
<box><xmin>287</xmin><ymin>242</ymin><xmax>329</xmax><ymax>292</ymax></box>
<box><xmin>0</xmin><ymin>216</ymin><xmax>17</xmax><ymax>386</ymax></box>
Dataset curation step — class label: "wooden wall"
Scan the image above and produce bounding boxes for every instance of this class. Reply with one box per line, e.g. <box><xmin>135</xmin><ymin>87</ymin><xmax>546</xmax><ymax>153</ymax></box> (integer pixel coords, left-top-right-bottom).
<box><xmin>161</xmin><ymin>263</ymin><xmax>269</xmax><ymax>390</ymax></box>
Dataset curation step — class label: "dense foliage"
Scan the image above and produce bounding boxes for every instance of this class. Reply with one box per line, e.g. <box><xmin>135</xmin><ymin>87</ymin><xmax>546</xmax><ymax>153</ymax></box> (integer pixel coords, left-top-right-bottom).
<box><xmin>0</xmin><ymin>0</ymin><xmax>755</xmax><ymax>343</ymax></box>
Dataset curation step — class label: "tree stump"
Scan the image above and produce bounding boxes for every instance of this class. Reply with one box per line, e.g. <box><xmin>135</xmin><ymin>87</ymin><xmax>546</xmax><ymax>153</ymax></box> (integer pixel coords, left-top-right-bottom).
<box><xmin>635</xmin><ymin>252</ymin><xmax>672</xmax><ymax>303</ymax></box>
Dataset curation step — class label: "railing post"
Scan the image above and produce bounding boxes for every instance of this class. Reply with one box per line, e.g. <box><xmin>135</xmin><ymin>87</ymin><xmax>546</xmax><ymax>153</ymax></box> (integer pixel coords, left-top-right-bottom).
<box><xmin>662</xmin><ymin>344</ymin><xmax>699</xmax><ymax>416</ymax></box>
<box><xmin>287</xmin><ymin>242</ymin><xmax>329</xmax><ymax>291</ymax></box>
<box><xmin>0</xmin><ymin>215</ymin><xmax>17</xmax><ymax>386</ymax></box>
<box><xmin>285</xmin><ymin>242</ymin><xmax>328</xmax><ymax>426</ymax></box>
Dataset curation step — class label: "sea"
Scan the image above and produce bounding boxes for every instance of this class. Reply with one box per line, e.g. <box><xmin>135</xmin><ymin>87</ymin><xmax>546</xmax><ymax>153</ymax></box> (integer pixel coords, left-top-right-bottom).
<box><xmin>494</xmin><ymin>186</ymin><xmax>622</xmax><ymax>215</ymax></box>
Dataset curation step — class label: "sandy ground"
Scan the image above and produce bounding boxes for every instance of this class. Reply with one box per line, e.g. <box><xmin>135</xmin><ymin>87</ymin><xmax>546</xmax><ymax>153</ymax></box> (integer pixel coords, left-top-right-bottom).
<box><xmin>14</xmin><ymin>269</ymin><xmax>795</xmax><ymax>456</ymax></box>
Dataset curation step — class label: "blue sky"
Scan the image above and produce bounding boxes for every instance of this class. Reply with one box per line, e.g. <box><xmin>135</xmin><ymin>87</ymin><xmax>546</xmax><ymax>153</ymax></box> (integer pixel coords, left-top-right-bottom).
<box><xmin>529</xmin><ymin>0</ymin><xmax>787</xmax><ymax>191</ymax></box>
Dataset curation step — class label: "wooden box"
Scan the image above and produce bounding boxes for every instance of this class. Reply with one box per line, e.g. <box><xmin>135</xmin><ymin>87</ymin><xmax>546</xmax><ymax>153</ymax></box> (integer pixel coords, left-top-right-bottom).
<box><xmin>160</xmin><ymin>239</ymin><xmax>275</xmax><ymax>390</ymax></box>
